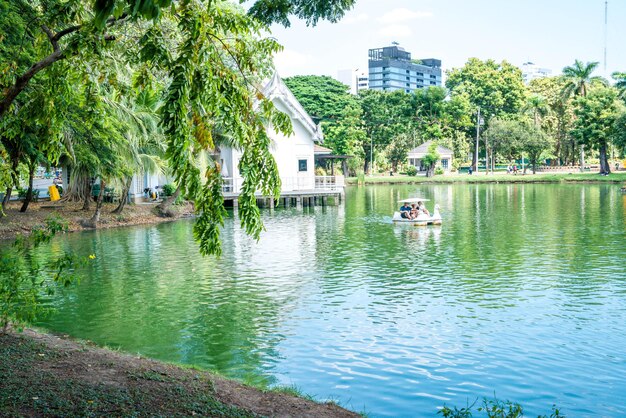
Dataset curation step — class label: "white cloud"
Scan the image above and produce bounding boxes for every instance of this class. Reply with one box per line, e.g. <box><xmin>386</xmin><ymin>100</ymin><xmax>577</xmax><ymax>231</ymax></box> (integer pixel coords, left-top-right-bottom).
<box><xmin>378</xmin><ymin>8</ymin><xmax>433</xmax><ymax>24</ymax></box>
<box><xmin>378</xmin><ymin>24</ymin><xmax>413</xmax><ymax>38</ymax></box>
<box><xmin>341</xmin><ymin>13</ymin><xmax>369</xmax><ymax>25</ymax></box>
<box><xmin>273</xmin><ymin>49</ymin><xmax>314</xmax><ymax>76</ymax></box>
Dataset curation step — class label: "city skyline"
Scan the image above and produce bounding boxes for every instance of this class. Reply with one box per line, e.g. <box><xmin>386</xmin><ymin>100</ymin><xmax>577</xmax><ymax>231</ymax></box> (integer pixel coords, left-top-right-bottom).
<box><xmin>269</xmin><ymin>0</ymin><xmax>625</xmax><ymax>81</ymax></box>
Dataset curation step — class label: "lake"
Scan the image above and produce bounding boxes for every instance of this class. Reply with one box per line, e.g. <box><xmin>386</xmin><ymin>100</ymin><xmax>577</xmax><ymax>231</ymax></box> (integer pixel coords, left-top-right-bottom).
<box><xmin>37</xmin><ymin>184</ymin><xmax>626</xmax><ymax>417</ymax></box>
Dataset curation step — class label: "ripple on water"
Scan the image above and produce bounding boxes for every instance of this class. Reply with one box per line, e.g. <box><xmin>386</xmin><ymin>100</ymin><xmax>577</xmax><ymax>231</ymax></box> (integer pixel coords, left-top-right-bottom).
<box><xmin>31</xmin><ymin>184</ymin><xmax>626</xmax><ymax>417</ymax></box>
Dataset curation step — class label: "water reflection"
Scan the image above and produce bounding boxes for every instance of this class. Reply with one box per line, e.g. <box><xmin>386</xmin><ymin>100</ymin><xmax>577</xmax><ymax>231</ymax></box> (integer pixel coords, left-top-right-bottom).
<box><xmin>35</xmin><ymin>184</ymin><xmax>626</xmax><ymax>417</ymax></box>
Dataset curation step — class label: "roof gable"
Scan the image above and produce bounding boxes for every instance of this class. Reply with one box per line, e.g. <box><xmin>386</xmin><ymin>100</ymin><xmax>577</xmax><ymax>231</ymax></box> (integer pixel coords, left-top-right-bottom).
<box><xmin>263</xmin><ymin>73</ymin><xmax>323</xmax><ymax>142</ymax></box>
<box><xmin>408</xmin><ymin>140</ymin><xmax>453</xmax><ymax>156</ymax></box>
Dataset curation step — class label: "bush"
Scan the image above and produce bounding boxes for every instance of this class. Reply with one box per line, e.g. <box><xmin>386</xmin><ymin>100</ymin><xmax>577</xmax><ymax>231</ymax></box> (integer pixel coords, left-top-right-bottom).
<box><xmin>435</xmin><ymin>167</ymin><xmax>445</xmax><ymax>175</ymax></box>
<box><xmin>16</xmin><ymin>188</ymin><xmax>40</xmax><ymax>201</ymax></box>
<box><xmin>406</xmin><ymin>166</ymin><xmax>418</xmax><ymax>176</ymax></box>
<box><xmin>161</xmin><ymin>183</ymin><xmax>176</xmax><ymax>197</ymax></box>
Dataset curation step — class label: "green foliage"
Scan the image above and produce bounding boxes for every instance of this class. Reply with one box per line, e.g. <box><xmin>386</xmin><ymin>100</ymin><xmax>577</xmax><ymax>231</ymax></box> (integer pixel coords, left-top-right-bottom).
<box><xmin>446</xmin><ymin>58</ymin><xmax>526</xmax><ymax>122</ymax></box>
<box><xmin>385</xmin><ymin>132</ymin><xmax>415</xmax><ymax>171</ymax></box>
<box><xmin>562</xmin><ymin>60</ymin><xmax>605</xmax><ymax>98</ymax></box>
<box><xmin>405</xmin><ymin>165</ymin><xmax>418</xmax><ymax>176</ymax></box>
<box><xmin>572</xmin><ymin>86</ymin><xmax>624</xmax><ymax>173</ymax></box>
<box><xmin>161</xmin><ymin>183</ymin><xmax>176</xmax><ymax>197</ymax></box>
<box><xmin>283</xmin><ymin>75</ymin><xmax>356</xmax><ymax>122</ymax></box>
<box><xmin>358</xmin><ymin>89</ymin><xmax>416</xmax><ymax>171</ymax></box>
<box><xmin>435</xmin><ymin>166</ymin><xmax>444</xmax><ymax>175</ymax></box>
<box><xmin>422</xmin><ymin>142</ymin><xmax>441</xmax><ymax>177</ymax></box>
<box><xmin>572</xmin><ymin>87</ymin><xmax>623</xmax><ymax>150</ymax></box>
<box><xmin>484</xmin><ymin>118</ymin><xmax>551</xmax><ymax>173</ymax></box>
<box><xmin>0</xmin><ymin>217</ymin><xmax>83</xmax><ymax>332</ymax></box>
<box><xmin>439</xmin><ymin>398</ymin><xmax>564</xmax><ymax>418</ymax></box>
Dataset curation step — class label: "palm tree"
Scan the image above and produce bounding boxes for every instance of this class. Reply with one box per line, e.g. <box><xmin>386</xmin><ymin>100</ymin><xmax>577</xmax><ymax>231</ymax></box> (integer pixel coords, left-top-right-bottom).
<box><xmin>523</xmin><ymin>94</ymin><xmax>549</xmax><ymax>128</ymax></box>
<box><xmin>562</xmin><ymin>60</ymin><xmax>605</xmax><ymax>171</ymax></box>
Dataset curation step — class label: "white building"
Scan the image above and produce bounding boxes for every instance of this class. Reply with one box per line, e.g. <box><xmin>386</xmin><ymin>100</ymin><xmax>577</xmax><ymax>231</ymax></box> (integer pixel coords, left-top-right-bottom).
<box><xmin>220</xmin><ymin>73</ymin><xmax>328</xmax><ymax>194</ymax></box>
<box><xmin>337</xmin><ymin>68</ymin><xmax>369</xmax><ymax>95</ymax></box>
<box><xmin>407</xmin><ymin>141</ymin><xmax>454</xmax><ymax>173</ymax></box>
<box><xmin>521</xmin><ymin>62</ymin><xmax>552</xmax><ymax>84</ymax></box>
<box><xmin>130</xmin><ymin>73</ymin><xmax>339</xmax><ymax>202</ymax></box>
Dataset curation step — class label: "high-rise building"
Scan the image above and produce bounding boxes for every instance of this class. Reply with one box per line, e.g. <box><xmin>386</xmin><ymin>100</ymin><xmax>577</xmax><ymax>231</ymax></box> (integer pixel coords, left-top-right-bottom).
<box><xmin>521</xmin><ymin>62</ymin><xmax>552</xmax><ymax>84</ymax></box>
<box><xmin>337</xmin><ymin>68</ymin><xmax>369</xmax><ymax>95</ymax></box>
<box><xmin>368</xmin><ymin>45</ymin><xmax>442</xmax><ymax>93</ymax></box>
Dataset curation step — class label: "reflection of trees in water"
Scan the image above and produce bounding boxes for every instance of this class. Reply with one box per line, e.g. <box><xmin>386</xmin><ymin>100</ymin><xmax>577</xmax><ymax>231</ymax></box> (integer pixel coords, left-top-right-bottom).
<box><xmin>36</xmin><ymin>220</ymin><xmax>306</xmax><ymax>386</ymax></box>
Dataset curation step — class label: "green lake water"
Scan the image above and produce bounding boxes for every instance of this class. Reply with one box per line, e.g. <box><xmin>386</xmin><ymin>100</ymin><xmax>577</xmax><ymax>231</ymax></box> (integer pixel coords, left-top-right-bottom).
<box><xmin>35</xmin><ymin>184</ymin><xmax>626</xmax><ymax>417</ymax></box>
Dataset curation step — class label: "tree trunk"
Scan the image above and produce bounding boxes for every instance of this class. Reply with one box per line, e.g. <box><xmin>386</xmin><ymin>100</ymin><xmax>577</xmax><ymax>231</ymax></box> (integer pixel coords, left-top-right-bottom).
<box><xmin>82</xmin><ymin>177</ymin><xmax>92</xmax><ymax>211</ymax></box>
<box><xmin>112</xmin><ymin>176</ymin><xmax>132</xmax><ymax>214</ymax></box>
<box><xmin>1</xmin><ymin>187</ymin><xmax>12</xmax><ymax>212</ymax></box>
<box><xmin>341</xmin><ymin>160</ymin><xmax>348</xmax><ymax>177</ymax></box>
<box><xmin>157</xmin><ymin>186</ymin><xmax>181</xmax><ymax>217</ymax></box>
<box><xmin>599</xmin><ymin>142</ymin><xmax>611</xmax><ymax>175</ymax></box>
<box><xmin>579</xmin><ymin>144</ymin><xmax>585</xmax><ymax>172</ymax></box>
<box><xmin>363</xmin><ymin>159</ymin><xmax>369</xmax><ymax>176</ymax></box>
<box><xmin>19</xmin><ymin>161</ymin><xmax>37</xmax><ymax>213</ymax></box>
<box><xmin>84</xmin><ymin>179</ymin><xmax>105</xmax><ymax>228</ymax></box>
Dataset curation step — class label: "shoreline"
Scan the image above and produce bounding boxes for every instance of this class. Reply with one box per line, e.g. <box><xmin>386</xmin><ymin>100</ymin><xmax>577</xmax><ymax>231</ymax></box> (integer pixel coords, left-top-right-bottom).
<box><xmin>346</xmin><ymin>172</ymin><xmax>626</xmax><ymax>185</ymax></box>
<box><xmin>0</xmin><ymin>328</ymin><xmax>358</xmax><ymax>417</ymax></box>
<box><xmin>0</xmin><ymin>200</ymin><xmax>195</xmax><ymax>242</ymax></box>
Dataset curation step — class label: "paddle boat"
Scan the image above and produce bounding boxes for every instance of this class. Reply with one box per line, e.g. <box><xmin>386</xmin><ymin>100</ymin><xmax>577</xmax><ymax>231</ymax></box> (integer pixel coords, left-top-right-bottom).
<box><xmin>392</xmin><ymin>198</ymin><xmax>442</xmax><ymax>226</ymax></box>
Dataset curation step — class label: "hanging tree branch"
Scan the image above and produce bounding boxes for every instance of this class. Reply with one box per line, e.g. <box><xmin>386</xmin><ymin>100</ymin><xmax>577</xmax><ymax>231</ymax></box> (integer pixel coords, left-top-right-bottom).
<box><xmin>0</xmin><ymin>16</ymin><xmax>127</xmax><ymax>118</ymax></box>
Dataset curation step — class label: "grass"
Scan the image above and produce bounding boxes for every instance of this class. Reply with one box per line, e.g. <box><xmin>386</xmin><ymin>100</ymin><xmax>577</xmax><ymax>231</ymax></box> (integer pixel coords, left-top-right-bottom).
<box><xmin>0</xmin><ymin>329</ymin><xmax>359</xmax><ymax>417</ymax></box>
<box><xmin>0</xmin><ymin>333</ymin><xmax>255</xmax><ymax>417</ymax></box>
<box><xmin>346</xmin><ymin>171</ymin><xmax>626</xmax><ymax>185</ymax></box>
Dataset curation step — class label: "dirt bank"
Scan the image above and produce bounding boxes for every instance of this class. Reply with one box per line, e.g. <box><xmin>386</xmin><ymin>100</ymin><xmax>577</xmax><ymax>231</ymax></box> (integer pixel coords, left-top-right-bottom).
<box><xmin>0</xmin><ymin>200</ymin><xmax>194</xmax><ymax>242</ymax></box>
<box><xmin>0</xmin><ymin>329</ymin><xmax>359</xmax><ymax>417</ymax></box>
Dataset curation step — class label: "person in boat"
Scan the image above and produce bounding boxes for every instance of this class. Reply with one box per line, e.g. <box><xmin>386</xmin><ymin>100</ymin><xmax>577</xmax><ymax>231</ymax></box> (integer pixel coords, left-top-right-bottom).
<box><xmin>409</xmin><ymin>203</ymin><xmax>419</xmax><ymax>219</ymax></box>
<box><xmin>400</xmin><ymin>202</ymin><xmax>412</xmax><ymax>219</ymax></box>
<box><xmin>418</xmin><ymin>201</ymin><xmax>430</xmax><ymax>216</ymax></box>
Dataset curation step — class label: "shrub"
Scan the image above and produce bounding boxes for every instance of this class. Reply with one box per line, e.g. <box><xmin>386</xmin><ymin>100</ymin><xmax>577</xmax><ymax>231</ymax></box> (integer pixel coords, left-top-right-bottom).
<box><xmin>16</xmin><ymin>188</ymin><xmax>40</xmax><ymax>201</ymax></box>
<box><xmin>406</xmin><ymin>165</ymin><xmax>418</xmax><ymax>176</ymax></box>
<box><xmin>161</xmin><ymin>183</ymin><xmax>176</xmax><ymax>197</ymax></box>
<box><xmin>435</xmin><ymin>167</ymin><xmax>445</xmax><ymax>175</ymax></box>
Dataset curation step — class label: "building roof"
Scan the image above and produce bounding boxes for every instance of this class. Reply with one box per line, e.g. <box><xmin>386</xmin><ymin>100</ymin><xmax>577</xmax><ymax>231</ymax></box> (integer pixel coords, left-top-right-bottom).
<box><xmin>408</xmin><ymin>140</ymin><xmax>453</xmax><ymax>156</ymax></box>
<box><xmin>263</xmin><ymin>73</ymin><xmax>323</xmax><ymax>143</ymax></box>
<box><xmin>314</xmin><ymin>144</ymin><xmax>332</xmax><ymax>155</ymax></box>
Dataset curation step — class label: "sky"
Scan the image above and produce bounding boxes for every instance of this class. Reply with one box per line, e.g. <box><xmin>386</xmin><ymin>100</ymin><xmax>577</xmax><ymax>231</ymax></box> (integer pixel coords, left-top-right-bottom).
<box><xmin>267</xmin><ymin>0</ymin><xmax>626</xmax><ymax>80</ymax></box>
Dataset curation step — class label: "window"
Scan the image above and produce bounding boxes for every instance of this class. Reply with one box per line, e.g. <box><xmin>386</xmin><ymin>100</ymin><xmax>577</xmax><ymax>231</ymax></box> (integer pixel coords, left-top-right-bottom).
<box><xmin>441</xmin><ymin>159</ymin><xmax>449</xmax><ymax>169</ymax></box>
<box><xmin>298</xmin><ymin>159</ymin><xmax>308</xmax><ymax>172</ymax></box>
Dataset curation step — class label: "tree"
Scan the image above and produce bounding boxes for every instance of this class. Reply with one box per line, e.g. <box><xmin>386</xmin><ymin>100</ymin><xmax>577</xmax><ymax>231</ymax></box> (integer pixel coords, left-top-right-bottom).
<box><xmin>283</xmin><ymin>75</ymin><xmax>356</xmax><ymax>123</ymax></box>
<box><xmin>524</xmin><ymin>95</ymin><xmax>549</xmax><ymax>128</ymax></box>
<box><xmin>323</xmin><ymin>103</ymin><xmax>366</xmax><ymax>175</ymax></box>
<box><xmin>422</xmin><ymin>142</ymin><xmax>440</xmax><ymax>177</ymax></box>
<box><xmin>413</xmin><ymin>86</ymin><xmax>473</xmax><ymax>161</ymax></box>
<box><xmin>528</xmin><ymin>77</ymin><xmax>576</xmax><ymax>165</ymax></box>
<box><xmin>484</xmin><ymin>119</ymin><xmax>551</xmax><ymax>174</ymax></box>
<box><xmin>385</xmin><ymin>132</ymin><xmax>415</xmax><ymax>172</ymax></box>
<box><xmin>613</xmin><ymin>72</ymin><xmax>626</xmax><ymax>100</ymax></box>
<box><xmin>562</xmin><ymin>60</ymin><xmax>606</xmax><ymax>171</ymax></box>
<box><xmin>1</xmin><ymin>0</ymin><xmax>359</xmax><ymax>255</ymax></box>
<box><xmin>358</xmin><ymin>89</ymin><xmax>415</xmax><ymax>173</ymax></box>
<box><xmin>572</xmin><ymin>87</ymin><xmax>624</xmax><ymax>175</ymax></box>
<box><xmin>446</xmin><ymin>58</ymin><xmax>526</xmax><ymax>169</ymax></box>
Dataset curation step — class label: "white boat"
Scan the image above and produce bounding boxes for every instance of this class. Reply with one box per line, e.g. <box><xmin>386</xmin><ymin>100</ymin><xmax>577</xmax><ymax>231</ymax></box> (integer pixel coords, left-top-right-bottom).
<box><xmin>392</xmin><ymin>197</ymin><xmax>442</xmax><ymax>226</ymax></box>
